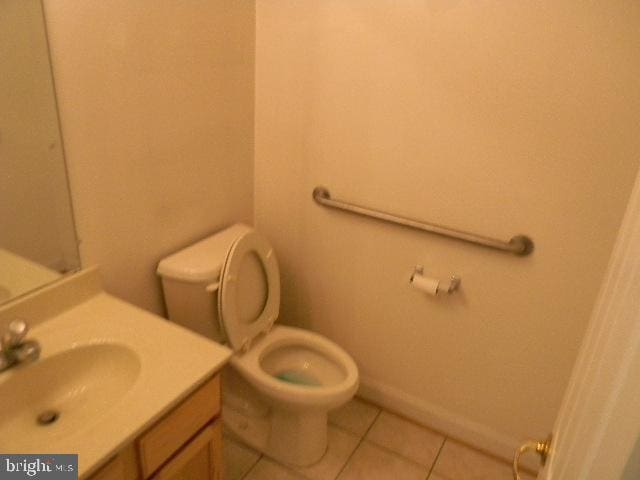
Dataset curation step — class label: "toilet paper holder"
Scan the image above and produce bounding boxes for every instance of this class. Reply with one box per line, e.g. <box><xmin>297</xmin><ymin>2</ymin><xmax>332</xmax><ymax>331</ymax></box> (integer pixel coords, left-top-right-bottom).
<box><xmin>411</xmin><ymin>265</ymin><xmax>461</xmax><ymax>294</ymax></box>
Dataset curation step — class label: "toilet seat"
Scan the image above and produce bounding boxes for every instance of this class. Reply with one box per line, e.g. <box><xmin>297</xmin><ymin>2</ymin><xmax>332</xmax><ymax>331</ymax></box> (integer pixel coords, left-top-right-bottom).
<box><xmin>218</xmin><ymin>229</ymin><xmax>280</xmax><ymax>352</ymax></box>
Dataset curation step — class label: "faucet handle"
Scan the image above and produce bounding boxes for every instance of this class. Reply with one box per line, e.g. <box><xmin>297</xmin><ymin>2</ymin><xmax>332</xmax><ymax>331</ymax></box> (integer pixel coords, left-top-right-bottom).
<box><xmin>13</xmin><ymin>340</ymin><xmax>40</xmax><ymax>363</ymax></box>
<box><xmin>2</xmin><ymin>319</ymin><xmax>28</xmax><ymax>348</ymax></box>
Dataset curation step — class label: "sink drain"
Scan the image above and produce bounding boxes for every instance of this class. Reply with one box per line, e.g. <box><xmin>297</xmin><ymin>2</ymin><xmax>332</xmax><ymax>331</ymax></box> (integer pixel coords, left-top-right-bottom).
<box><xmin>37</xmin><ymin>410</ymin><xmax>60</xmax><ymax>426</ymax></box>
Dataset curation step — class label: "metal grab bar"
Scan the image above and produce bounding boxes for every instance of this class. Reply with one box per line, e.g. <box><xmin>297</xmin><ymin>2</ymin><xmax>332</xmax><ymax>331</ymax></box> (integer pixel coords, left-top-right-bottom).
<box><xmin>312</xmin><ymin>187</ymin><xmax>534</xmax><ymax>256</ymax></box>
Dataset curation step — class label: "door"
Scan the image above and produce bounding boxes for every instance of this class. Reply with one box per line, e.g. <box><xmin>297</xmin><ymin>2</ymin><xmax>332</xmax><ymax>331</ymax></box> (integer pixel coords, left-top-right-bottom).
<box><xmin>152</xmin><ymin>421</ymin><xmax>223</xmax><ymax>480</ymax></box>
<box><xmin>515</xmin><ymin>174</ymin><xmax>640</xmax><ymax>479</ymax></box>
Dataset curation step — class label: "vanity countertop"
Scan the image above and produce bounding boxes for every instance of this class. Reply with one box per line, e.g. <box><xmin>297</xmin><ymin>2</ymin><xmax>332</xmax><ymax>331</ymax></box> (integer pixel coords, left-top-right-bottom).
<box><xmin>0</xmin><ymin>269</ymin><xmax>231</xmax><ymax>478</ymax></box>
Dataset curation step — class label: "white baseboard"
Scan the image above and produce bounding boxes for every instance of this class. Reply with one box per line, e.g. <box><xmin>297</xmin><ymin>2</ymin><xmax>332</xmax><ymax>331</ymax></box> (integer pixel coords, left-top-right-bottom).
<box><xmin>358</xmin><ymin>375</ymin><xmax>540</xmax><ymax>473</ymax></box>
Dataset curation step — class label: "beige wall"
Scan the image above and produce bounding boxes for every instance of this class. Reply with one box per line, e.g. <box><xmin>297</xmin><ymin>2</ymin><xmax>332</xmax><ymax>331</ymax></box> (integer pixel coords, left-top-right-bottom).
<box><xmin>43</xmin><ymin>1</ymin><xmax>255</xmax><ymax>313</ymax></box>
<box><xmin>255</xmin><ymin>0</ymin><xmax>640</xmax><ymax>453</ymax></box>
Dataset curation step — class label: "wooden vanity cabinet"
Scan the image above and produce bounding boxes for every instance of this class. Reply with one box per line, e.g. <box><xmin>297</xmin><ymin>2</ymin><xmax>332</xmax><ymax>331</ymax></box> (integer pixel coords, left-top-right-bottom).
<box><xmin>87</xmin><ymin>374</ymin><xmax>222</xmax><ymax>480</ymax></box>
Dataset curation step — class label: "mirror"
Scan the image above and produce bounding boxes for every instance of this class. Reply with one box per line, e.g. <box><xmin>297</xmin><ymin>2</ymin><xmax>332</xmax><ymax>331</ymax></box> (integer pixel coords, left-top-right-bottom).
<box><xmin>0</xmin><ymin>0</ymin><xmax>80</xmax><ymax>304</ymax></box>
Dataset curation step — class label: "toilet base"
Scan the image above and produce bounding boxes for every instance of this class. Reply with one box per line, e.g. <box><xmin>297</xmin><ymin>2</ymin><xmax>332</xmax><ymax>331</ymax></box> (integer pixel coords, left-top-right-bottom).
<box><xmin>224</xmin><ymin>402</ymin><xmax>328</xmax><ymax>467</ymax></box>
<box><xmin>267</xmin><ymin>408</ymin><xmax>328</xmax><ymax>466</ymax></box>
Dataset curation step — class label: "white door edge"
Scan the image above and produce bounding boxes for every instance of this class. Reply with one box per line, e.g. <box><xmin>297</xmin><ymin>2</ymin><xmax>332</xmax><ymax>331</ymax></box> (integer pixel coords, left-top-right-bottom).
<box><xmin>539</xmin><ymin>170</ymin><xmax>640</xmax><ymax>479</ymax></box>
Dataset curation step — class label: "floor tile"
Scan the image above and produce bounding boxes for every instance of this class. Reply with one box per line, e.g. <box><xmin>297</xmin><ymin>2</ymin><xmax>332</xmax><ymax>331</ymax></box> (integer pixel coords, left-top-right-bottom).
<box><xmin>223</xmin><ymin>436</ymin><xmax>261</xmax><ymax>480</ymax></box>
<box><xmin>244</xmin><ymin>457</ymin><xmax>309</xmax><ymax>480</ymax></box>
<box><xmin>433</xmin><ymin>439</ymin><xmax>535</xmax><ymax>480</ymax></box>
<box><xmin>329</xmin><ymin>397</ymin><xmax>381</xmax><ymax>436</ymax></box>
<box><xmin>294</xmin><ymin>426</ymin><xmax>361</xmax><ymax>480</ymax></box>
<box><xmin>365</xmin><ymin>411</ymin><xmax>445</xmax><ymax>467</ymax></box>
<box><xmin>337</xmin><ymin>441</ymin><xmax>429</xmax><ymax>480</ymax></box>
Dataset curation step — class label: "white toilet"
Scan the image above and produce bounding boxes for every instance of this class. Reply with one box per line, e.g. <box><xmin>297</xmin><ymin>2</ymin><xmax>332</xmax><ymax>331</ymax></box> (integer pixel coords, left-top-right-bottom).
<box><xmin>157</xmin><ymin>224</ymin><xmax>359</xmax><ymax>466</ymax></box>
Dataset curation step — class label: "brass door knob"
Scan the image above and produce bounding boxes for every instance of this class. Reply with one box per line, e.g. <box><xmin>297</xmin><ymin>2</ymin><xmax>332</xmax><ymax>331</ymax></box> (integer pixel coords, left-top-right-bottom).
<box><xmin>513</xmin><ymin>435</ymin><xmax>552</xmax><ymax>480</ymax></box>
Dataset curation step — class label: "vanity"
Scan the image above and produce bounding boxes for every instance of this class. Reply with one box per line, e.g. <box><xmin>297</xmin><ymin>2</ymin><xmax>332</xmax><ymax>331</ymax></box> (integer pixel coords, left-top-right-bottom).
<box><xmin>0</xmin><ymin>269</ymin><xmax>231</xmax><ymax>479</ymax></box>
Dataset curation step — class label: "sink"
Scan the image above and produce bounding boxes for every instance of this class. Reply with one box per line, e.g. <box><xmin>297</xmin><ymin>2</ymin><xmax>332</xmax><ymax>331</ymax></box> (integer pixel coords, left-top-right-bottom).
<box><xmin>0</xmin><ymin>344</ymin><xmax>140</xmax><ymax>451</ymax></box>
<box><xmin>0</xmin><ymin>268</ymin><xmax>231</xmax><ymax>478</ymax></box>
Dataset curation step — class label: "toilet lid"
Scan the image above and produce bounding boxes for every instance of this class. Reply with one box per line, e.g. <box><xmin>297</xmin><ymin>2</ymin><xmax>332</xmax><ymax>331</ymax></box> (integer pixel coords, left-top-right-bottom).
<box><xmin>218</xmin><ymin>229</ymin><xmax>280</xmax><ymax>352</ymax></box>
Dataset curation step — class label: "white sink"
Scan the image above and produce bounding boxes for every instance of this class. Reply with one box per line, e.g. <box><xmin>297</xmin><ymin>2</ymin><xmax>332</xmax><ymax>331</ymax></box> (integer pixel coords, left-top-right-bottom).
<box><xmin>0</xmin><ymin>344</ymin><xmax>140</xmax><ymax>451</ymax></box>
<box><xmin>0</xmin><ymin>269</ymin><xmax>231</xmax><ymax>478</ymax></box>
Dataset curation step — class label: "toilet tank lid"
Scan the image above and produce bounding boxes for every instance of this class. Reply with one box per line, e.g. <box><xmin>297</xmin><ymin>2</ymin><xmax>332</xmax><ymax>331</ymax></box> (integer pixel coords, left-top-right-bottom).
<box><xmin>157</xmin><ymin>223</ymin><xmax>253</xmax><ymax>283</ymax></box>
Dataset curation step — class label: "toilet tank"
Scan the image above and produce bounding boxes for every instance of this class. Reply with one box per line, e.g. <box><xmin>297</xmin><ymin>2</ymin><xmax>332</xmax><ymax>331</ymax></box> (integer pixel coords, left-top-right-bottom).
<box><xmin>157</xmin><ymin>223</ymin><xmax>252</xmax><ymax>342</ymax></box>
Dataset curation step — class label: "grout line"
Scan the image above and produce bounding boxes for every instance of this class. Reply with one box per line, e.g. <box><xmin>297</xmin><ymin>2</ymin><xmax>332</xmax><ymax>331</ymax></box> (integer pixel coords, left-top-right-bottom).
<box><xmin>354</xmin><ymin>436</ymin><xmax>436</xmax><ymax>473</ymax></box>
<box><xmin>362</xmin><ymin>438</ymin><xmax>436</xmax><ymax>471</ymax></box>
<box><xmin>354</xmin><ymin>426</ymin><xmax>434</xmax><ymax>465</ymax></box>
<box><xmin>249</xmin><ymin>453</ymin><xmax>317</xmax><ymax>480</ymax></box>
<box><xmin>425</xmin><ymin>436</ymin><xmax>447</xmax><ymax>479</ymax></box>
<box><xmin>287</xmin><ymin>462</ymin><xmax>317</xmax><ymax>480</ymax></box>
<box><xmin>439</xmin><ymin>434</ymin><xmax>534</xmax><ymax>476</ymax></box>
<box><xmin>239</xmin><ymin>453</ymin><xmax>263</xmax><ymax>480</ymax></box>
<box><xmin>332</xmin><ymin>407</ymin><xmax>383</xmax><ymax>479</ymax></box>
<box><xmin>364</xmin><ymin>408</ymin><xmax>383</xmax><ymax>436</ymax></box>
<box><xmin>355</xmin><ymin>408</ymin><xmax>445</xmax><ymax>475</ymax></box>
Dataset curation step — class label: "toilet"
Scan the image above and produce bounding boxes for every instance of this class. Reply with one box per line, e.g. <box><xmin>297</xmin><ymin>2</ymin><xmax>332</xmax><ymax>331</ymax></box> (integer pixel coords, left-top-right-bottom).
<box><xmin>157</xmin><ymin>224</ymin><xmax>359</xmax><ymax>466</ymax></box>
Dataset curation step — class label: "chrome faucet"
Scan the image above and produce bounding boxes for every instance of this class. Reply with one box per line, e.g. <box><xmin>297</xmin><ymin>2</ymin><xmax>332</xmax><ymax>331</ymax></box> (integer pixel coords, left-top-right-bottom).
<box><xmin>0</xmin><ymin>319</ymin><xmax>40</xmax><ymax>372</ymax></box>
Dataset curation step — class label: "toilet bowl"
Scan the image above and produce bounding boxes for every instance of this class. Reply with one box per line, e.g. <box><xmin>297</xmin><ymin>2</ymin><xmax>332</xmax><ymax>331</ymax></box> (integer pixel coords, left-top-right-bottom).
<box><xmin>157</xmin><ymin>224</ymin><xmax>359</xmax><ymax>466</ymax></box>
<box><xmin>236</xmin><ymin>325</ymin><xmax>358</xmax><ymax>409</ymax></box>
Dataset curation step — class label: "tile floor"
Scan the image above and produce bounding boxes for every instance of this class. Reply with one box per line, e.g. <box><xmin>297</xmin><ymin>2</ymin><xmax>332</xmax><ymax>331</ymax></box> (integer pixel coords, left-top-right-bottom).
<box><xmin>224</xmin><ymin>397</ymin><xmax>536</xmax><ymax>480</ymax></box>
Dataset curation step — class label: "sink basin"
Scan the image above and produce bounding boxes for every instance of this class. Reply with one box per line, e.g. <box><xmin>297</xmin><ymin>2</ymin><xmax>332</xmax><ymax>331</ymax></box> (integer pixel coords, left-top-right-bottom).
<box><xmin>0</xmin><ymin>344</ymin><xmax>140</xmax><ymax>451</ymax></box>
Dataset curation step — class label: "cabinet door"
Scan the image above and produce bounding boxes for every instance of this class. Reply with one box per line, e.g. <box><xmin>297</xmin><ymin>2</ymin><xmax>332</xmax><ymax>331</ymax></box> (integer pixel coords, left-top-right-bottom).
<box><xmin>139</xmin><ymin>375</ymin><xmax>221</xmax><ymax>478</ymax></box>
<box><xmin>88</xmin><ymin>445</ymin><xmax>139</xmax><ymax>480</ymax></box>
<box><xmin>152</xmin><ymin>421</ymin><xmax>222</xmax><ymax>480</ymax></box>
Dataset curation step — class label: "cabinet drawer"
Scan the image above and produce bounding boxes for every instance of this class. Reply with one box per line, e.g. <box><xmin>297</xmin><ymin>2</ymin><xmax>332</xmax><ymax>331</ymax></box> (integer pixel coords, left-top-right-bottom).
<box><xmin>138</xmin><ymin>375</ymin><xmax>220</xmax><ymax>477</ymax></box>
